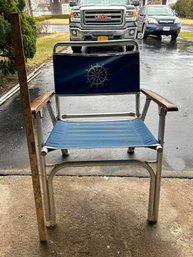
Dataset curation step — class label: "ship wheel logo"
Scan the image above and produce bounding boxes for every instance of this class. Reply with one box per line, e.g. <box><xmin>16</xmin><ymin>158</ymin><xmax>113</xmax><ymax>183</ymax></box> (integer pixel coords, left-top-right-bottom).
<box><xmin>86</xmin><ymin>63</ymin><xmax>109</xmax><ymax>87</ymax></box>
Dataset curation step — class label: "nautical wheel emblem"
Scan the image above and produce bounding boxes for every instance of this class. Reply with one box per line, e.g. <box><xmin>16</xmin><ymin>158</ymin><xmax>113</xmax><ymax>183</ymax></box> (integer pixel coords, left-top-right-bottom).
<box><xmin>86</xmin><ymin>63</ymin><xmax>108</xmax><ymax>87</ymax></box>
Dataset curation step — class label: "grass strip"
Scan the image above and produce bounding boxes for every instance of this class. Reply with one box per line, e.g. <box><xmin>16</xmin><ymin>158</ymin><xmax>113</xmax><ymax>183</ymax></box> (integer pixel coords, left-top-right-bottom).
<box><xmin>39</xmin><ymin>18</ymin><xmax>69</xmax><ymax>25</ymax></box>
<box><xmin>180</xmin><ymin>18</ymin><xmax>193</xmax><ymax>25</ymax></box>
<box><xmin>179</xmin><ymin>32</ymin><xmax>193</xmax><ymax>41</ymax></box>
<box><xmin>26</xmin><ymin>32</ymin><xmax>69</xmax><ymax>70</ymax></box>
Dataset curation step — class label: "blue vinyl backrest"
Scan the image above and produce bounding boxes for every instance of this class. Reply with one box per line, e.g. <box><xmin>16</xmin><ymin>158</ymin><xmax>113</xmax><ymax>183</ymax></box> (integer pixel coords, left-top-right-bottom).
<box><xmin>53</xmin><ymin>51</ymin><xmax>140</xmax><ymax>95</ymax></box>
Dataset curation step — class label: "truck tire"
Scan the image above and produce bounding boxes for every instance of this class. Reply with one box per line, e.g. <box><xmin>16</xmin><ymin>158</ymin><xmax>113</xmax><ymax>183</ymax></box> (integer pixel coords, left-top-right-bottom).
<box><xmin>142</xmin><ymin>25</ymin><xmax>148</xmax><ymax>40</ymax></box>
<box><xmin>171</xmin><ymin>33</ymin><xmax>178</xmax><ymax>40</ymax></box>
<box><xmin>126</xmin><ymin>45</ymin><xmax>135</xmax><ymax>51</ymax></box>
<box><xmin>71</xmin><ymin>46</ymin><xmax>82</xmax><ymax>53</ymax></box>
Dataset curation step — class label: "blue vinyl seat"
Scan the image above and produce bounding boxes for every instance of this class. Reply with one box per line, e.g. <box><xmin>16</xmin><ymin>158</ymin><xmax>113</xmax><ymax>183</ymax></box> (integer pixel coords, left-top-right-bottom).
<box><xmin>45</xmin><ymin>119</ymin><xmax>158</xmax><ymax>149</ymax></box>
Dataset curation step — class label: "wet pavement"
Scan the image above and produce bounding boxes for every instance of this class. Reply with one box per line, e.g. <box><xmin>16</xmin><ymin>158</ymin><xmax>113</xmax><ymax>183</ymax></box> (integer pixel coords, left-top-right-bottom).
<box><xmin>0</xmin><ymin>38</ymin><xmax>193</xmax><ymax>177</ymax></box>
<box><xmin>181</xmin><ymin>24</ymin><xmax>193</xmax><ymax>32</ymax></box>
<box><xmin>44</xmin><ymin>24</ymin><xmax>69</xmax><ymax>33</ymax></box>
<box><xmin>45</xmin><ymin>24</ymin><xmax>193</xmax><ymax>33</ymax></box>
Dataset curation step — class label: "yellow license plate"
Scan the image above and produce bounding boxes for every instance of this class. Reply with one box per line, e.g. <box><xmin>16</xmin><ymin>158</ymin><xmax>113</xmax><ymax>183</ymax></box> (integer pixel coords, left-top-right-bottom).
<box><xmin>97</xmin><ymin>36</ymin><xmax>108</xmax><ymax>41</ymax></box>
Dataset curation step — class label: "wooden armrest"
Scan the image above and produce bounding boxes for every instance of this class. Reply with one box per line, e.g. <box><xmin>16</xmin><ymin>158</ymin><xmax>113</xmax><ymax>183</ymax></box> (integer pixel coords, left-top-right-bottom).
<box><xmin>141</xmin><ymin>88</ymin><xmax>178</xmax><ymax>112</ymax></box>
<box><xmin>31</xmin><ymin>91</ymin><xmax>55</xmax><ymax>114</ymax></box>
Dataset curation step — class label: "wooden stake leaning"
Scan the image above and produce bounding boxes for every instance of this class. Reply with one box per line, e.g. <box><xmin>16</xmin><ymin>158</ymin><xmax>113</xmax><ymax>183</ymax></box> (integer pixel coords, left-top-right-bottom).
<box><xmin>10</xmin><ymin>13</ymin><xmax>47</xmax><ymax>241</ymax></box>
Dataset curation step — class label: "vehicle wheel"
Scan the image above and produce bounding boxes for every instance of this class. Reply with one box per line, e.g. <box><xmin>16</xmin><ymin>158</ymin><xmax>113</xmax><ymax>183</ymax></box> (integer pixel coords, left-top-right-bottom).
<box><xmin>118</xmin><ymin>46</ymin><xmax>124</xmax><ymax>52</ymax></box>
<box><xmin>142</xmin><ymin>25</ymin><xmax>148</xmax><ymax>40</ymax></box>
<box><xmin>71</xmin><ymin>46</ymin><xmax>82</xmax><ymax>53</ymax></box>
<box><xmin>126</xmin><ymin>45</ymin><xmax>135</xmax><ymax>51</ymax></box>
<box><xmin>171</xmin><ymin>33</ymin><xmax>178</xmax><ymax>40</ymax></box>
<box><xmin>137</xmin><ymin>31</ymin><xmax>143</xmax><ymax>40</ymax></box>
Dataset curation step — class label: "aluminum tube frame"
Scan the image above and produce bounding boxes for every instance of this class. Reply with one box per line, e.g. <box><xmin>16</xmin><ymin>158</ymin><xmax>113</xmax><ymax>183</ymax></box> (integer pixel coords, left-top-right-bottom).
<box><xmin>41</xmin><ymin>154</ymin><xmax>163</xmax><ymax>226</ymax></box>
<box><xmin>62</xmin><ymin>112</ymin><xmax>136</xmax><ymax>119</ymax></box>
<box><xmin>127</xmin><ymin>93</ymin><xmax>140</xmax><ymax>153</ymax></box>
<box><xmin>135</xmin><ymin>93</ymin><xmax>140</xmax><ymax>118</ymax></box>
<box><xmin>141</xmin><ymin>96</ymin><xmax>151</xmax><ymax>121</ymax></box>
<box><xmin>141</xmin><ymin>97</ymin><xmax>167</xmax><ymax>147</ymax></box>
<box><xmin>55</xmin><ymin>95</ymin><xmax>60</xmax><ymax>119</ymax></box>
<box><xmin>158</xmin><ymin>107</ymin><xmax>167</xmax><ymax>147</ymax></box>
<box><xmin>33</xmin><ymin>92</ymin><xmax>165</xmax><ymax>227</ymax></box>
<box><xmin>53</xmin><ymin>39</ymin><xmax>139</xmax><ymax>53</ymax></box>
<box><xmin>34</xmin><ymin>112</ymin><xmax>53</xmax><ymax>227</ymax></box>
<box><xmin>153</xmin><ymin>146</ymin><xmax>163</xmax><ymax>222</ymax></box>
<box><xmin>47</xmin><ymin>101</ymin><xmax>56</xmax><ymax>125</ymax></box>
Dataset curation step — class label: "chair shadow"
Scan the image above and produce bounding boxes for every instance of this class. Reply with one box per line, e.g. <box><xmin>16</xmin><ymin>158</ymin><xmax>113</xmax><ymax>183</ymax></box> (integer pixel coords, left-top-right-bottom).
<box><xmin>39</xmin><ymin>176</ymin><xmax>180</xmax><ymax>257</ymax></box>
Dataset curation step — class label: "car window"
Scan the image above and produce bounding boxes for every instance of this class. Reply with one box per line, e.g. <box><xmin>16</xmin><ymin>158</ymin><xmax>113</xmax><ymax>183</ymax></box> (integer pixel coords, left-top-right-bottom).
<box><xmin>147</xmin><ymin>6</ymin><xmax>174</xmax><ymax>16</ymax></box>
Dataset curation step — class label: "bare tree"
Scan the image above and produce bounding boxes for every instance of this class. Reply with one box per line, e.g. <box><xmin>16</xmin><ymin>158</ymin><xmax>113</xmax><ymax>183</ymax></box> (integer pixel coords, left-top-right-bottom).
<box><xmin>26</xmin><ymin>0</ymin><xmax>33</xmax><ymax>16</ymax></box>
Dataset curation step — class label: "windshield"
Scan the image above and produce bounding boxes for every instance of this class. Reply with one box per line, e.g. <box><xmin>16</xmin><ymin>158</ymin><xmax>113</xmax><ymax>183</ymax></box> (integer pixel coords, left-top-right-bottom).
<box><xmin>147</xmin><ymin>6</ymin><xmax>174</xmax><ymax>16</ymax></box>
<box><xmin>79</xmin><ymin>0</ymin><xmax>130</xmax><ymax>4</ymax></box>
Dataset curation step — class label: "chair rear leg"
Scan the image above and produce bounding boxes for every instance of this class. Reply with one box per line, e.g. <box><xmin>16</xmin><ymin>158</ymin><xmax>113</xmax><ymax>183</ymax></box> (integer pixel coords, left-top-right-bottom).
<box><xmin>127</xmin><ymin>147</ymin><xmax>135</xmax><ymax>154</ymax></box>
<box><xmin>47</xmin><ymin>172</ymin><xmax>57</xmax><ymax>226</ymax></box>
<box><xmin>62</xmin><ymin>149</ymin><xmax>70</xmax><ymax>157</ymax></box>
<box><xmin>147</xmin><ymin>172</ymin><xmax>156</xmax><ymax>222</ymax></box>
<box><xmin>40</xmin><ymin>155</ymin><xmax>54</xmax><ymax>227</ymax></box>
<box><xmin>42</xmin><ymin>167</ymin><xmax>52</xmax><ymax>226</ymax></box>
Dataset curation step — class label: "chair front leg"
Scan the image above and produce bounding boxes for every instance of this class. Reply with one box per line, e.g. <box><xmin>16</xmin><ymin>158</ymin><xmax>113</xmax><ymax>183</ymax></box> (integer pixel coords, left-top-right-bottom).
<box><xmin>158</xmin><ymin>107</ymin><xmax>167</xmax><ymax>147</ymax></box>
<box><xmin>152</xmin><ymin>146</ymin><xmax>163</xmax><ymax>223</ymax></box>
<box><xmin>35</xmin><ymin>112</ymin><xmax>51</xmax><ymax>227</ymax></box>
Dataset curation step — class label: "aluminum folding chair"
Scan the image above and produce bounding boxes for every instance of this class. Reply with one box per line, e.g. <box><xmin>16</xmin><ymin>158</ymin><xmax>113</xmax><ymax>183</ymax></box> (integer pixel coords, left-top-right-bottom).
<box><xmin>31</xmin><ymin>40</ymin><xmax>178</xmax><ymax>228</ymax></box>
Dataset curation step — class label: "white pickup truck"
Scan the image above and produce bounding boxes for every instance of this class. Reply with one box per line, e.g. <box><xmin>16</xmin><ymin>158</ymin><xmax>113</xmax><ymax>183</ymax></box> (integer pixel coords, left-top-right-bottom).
<box><xmin>69</xmin><ymin>0</ymin><xmax>137</xmax><ymax>52</ymax></box>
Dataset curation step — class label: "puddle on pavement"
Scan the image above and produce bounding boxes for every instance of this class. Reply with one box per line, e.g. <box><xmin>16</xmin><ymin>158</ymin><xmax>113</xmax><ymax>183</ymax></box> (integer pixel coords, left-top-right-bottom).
<box><xmin>139</xmin><ymin>37</ymin><xmax>193</xmax><ymax>54</ymax></box>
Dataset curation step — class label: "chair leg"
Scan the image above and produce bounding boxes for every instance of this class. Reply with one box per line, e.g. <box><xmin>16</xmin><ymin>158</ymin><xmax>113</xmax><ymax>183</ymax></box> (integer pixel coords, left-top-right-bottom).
<box><xmin>62</xmin><ymin>149</ymin><xmax>70</xmax><ymax>157</ymax></box>
<box><xmin>153</xmin><ymin>146</ymin><xmax>163</xmax><ymax>222</ymax></box>
<box><xmin>47</xmin><ymin>173</ymin><xmax>57</xmax><ymax>226</ymax></box>
<box><xmin>44</xmin><ymin>147</ymin><xmax>163</xmax><ymax>226</ymax></box>
<box><xmin>35</xmin><ymin>113</ymin><xmax>53</xmax><ymax>227</ymax></box>
<box><xmin>147</xmin><ymin>172</ymin><xmax>156</xmax><ymax>222</ymax></box>
<box><xmin>127</xmin><ymin>147</ymin><xmax>135</xmax><ymax>154</ymax></box>
<box><xmin>142</xmin><ymin>162</ymin><xmax>156</xmax><ymax>222</ymax></box>
<box><xmin>40</xmin><ymin>156</ymin><xmax>53</xmax><ymax>227</ymax></box>
<box><xmin>148</xmin><ymin>146</ymin><xmax>163</xmax><ymax>223</ymax></box>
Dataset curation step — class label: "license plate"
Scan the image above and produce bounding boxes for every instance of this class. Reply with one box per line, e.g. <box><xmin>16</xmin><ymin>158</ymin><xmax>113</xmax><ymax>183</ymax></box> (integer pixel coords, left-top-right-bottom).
<box><xmin>163</xmin><ymin>27</ymin><xmax>170</xmax><ymax>31</ymax></box>
<box><xmin>97</xmin><ymin>35</ymin><xmax>108</xmax><ymax>41</ymax></box>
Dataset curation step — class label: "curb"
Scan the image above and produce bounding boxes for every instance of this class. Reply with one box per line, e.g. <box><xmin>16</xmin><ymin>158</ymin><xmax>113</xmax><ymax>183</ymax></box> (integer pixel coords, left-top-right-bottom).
<box><xmin>177</xmin><ymin>37</ymin><xmax>193</xmax><ymax>43</ymax></box>
<box><xmin>0</xmin><ymin>63</ymin><xmax>45</xmax><ymax>106</ymax></box>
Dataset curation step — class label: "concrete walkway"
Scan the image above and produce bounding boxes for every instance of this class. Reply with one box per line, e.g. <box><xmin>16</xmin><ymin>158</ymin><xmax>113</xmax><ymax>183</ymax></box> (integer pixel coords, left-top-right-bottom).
<box><xmin>0</xmin><ymin>175</ymin><xmax>193</xmax><ymax>257</ymax></box>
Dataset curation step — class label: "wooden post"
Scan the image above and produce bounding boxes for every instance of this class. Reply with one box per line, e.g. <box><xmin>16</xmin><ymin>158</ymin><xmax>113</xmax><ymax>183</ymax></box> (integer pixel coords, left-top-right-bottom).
<box><xmin>10</xmin><ymin>13</ymin><xmax>47</xmax><ymax>241</ymax></box>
